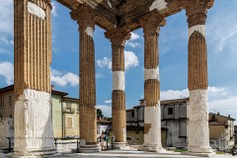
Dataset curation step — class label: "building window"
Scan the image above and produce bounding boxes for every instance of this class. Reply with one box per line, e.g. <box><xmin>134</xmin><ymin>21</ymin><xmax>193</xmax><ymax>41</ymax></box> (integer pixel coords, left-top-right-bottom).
<box><xmin>9</xmin><ymin>96</ymin><xmax>12</xmax><ymax>106</ymax></box>
<box><xmin>0</xmin><ymin>98</ymin><xmax>4</xmax><ymax>109</ymax></box>
<box><xmin>66</xmin><ymin>103</ymin><xmax>71</xmax><ymax>109</ymax></box>
<box><xmin>66</xmin><ymin>117</ymin><xmax>73</xmax><ymax>128</ymax></box>
<box><xmin>131</xmin><ymin>111</ymin><xmax>135</xmax><ymax>117</ymax></box>
<box><xmin>127</xmin><ymin>137</ymin><xmax>132</xmax><ymax>141</ymax></box>
<box><xmin>167</xmin><ymin>107</ymin><xmax>173</xmax><ymax>115</ymax></box>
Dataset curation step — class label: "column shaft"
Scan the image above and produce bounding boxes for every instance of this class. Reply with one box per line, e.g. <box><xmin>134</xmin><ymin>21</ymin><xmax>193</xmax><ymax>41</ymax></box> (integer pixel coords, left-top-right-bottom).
<box><xmin>71</xmin><ymin>6</ymin><xmax>97</xmax><ymax>147</ymax></box>
<box><xmin>140</xmin><ymin>11</ymin><xmax>165</xmax><ymax>152</ymax></box>
<box><xmin>187</xmin><ymin>12</ymin><xmax>212</xmax><ymax>153</ymax></box>
<box><xmin>79</xmin><ymin>25</ymin><xmax>97</xmax><ymax>144</ymax></box>
<box><xmin>14</xmin><ymin>0</ymin><xmax>56</xmax><ymax>156</ymax></box>
<box><xmin>105</xmin><ymin>28</ymin><xmax>130</xmax><ymax>147</ymax></box>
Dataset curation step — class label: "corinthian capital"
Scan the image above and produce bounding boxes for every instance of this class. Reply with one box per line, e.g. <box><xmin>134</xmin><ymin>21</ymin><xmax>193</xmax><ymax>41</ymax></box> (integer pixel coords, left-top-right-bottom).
<box><xmin>70</xmin><ymin>4</ymin><xmax>96</xmax><ymax>31</ymax></box>
<box><xmin>140</xmin><ymin>11</ymin><xmax>166</xmax><ymax>36</ymax></box>
<box><xmin>105</xmin><ymin>28</ymin><xmax>131</xmax><ymax>46</ymax></box>
<box><xmin>180</xmin><ymin>0</ymin><xmax>214</xmax><ymax>17</ymax></box>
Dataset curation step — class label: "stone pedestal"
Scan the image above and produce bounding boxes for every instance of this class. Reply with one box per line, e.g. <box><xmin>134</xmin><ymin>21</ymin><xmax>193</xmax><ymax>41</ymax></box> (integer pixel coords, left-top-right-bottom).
<box><xmin>113</xmin><ymin>142</ymin><xmax>129</xmax><ymax>150</ymax></box>
<box><xmin>79</xmin><ymin>144</ymin><xmax>100</xmax><ymax>153</ymax></box>
<box><xmin>14</xmin><ymin>89</ymin><xmax>56</xmax><ymax>157</ymax></box>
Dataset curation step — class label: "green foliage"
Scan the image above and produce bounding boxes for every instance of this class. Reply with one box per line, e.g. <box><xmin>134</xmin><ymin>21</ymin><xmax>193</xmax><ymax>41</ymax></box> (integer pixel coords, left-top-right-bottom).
<box><xmin>97</xmin><ymin>109</ymin><xmax>104</xmax><ymax>118</ymax></box>
<box><xmin>174</xmin><ymin>149</ymin><xmax>188</xmax><ymax>152</ymax></box>
<box><xmin>216</xmin><ymin>151</ymin><xmax>225</xmax><ymax>154</ymax></box>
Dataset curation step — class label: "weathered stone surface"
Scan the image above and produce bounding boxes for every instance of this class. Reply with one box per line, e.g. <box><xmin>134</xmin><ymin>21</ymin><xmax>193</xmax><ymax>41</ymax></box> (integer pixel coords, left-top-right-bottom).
<box><xmin>143</xmin><ymin>104</ymin><xmax>162</xmax><ymax>149</ymax></box>
<box><xmin>141</xmin><ymin>11</ymin><xmax>164</xmax><ymax>151</ymax></box>
<box><xmin>113</xmin><ymin>71</ymin><xmax>125</xmax><ymax>91</ymax></box>
<box><xmin>188</xmin><ymin>89</ymin><xmax>212</xmax><ymax>153</ymax></box>
<box><xmin>14</xmin><ymin>89</ymin><xmax>56</xmax><ymax>156</ymax></box>
<box><xmin>0</xmin><ymin>118</ymin><xmax>14</xmax><ymax>148</ymax></box>
<box><xmin>14</xmin><ymin>0</ymin><xmax>52</xmax><ymax>97</ymax></box>
<box><xmin>57</xmin><ymin>0</ymin><xmax>214</xmax><ymax>31</ymax></box>
<box><xmin>71</xmin><ymin>5</ymin><xmax>97</xmax><ymax>146</ymax></box>
<box><xmin>112</xmin><ymin>90</ymin><xmax>126</xmax><ymax>143</ymax></box>
<box><xmin>105</xmin><ymin>28</ymin><xmax>129</xmax><ymax>147</ymax></box>
<box><xmin>144</xmin><ymin>67</ymin><xmax>159</xmax><ymax>81</ymax></box>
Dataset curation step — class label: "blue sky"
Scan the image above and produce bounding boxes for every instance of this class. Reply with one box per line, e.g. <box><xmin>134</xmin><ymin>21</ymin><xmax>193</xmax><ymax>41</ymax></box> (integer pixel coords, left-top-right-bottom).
<box><xmin>1</xmin><ymin>0</ymin><xmax>237</xmax><ymax>120</ymax></box>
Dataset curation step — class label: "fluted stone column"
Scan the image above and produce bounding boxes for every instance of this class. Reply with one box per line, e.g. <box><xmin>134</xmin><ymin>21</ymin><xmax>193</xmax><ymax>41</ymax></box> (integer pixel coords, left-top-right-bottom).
<box><xmin>14</xmin><ymin>0</ymin><xmax>56</xmax><ymax>157</ymax></box>
<box><xmin>105</xmin><ymin>28</ymin><xmax>130</xmax><ymax>149</ymax></box>
<box><xmin>185</xmin><ymin>2</ymin><xmax>214</xmax><ymax>155</ymax></box>
<box><xmin>139</xmin><ymin>12</ymin><xmax>165</xmax><ymax>152</ymax></box>
<box><xmin>71</xmin><ymin>6</ymin><xmax>99</xmax><ymax>152</ymax></box>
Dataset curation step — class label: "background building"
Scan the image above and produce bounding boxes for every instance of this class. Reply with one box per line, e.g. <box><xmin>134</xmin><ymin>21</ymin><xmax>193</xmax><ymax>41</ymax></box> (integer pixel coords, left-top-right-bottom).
<box><xmin>51</xmin><ymin>85</ymin><xmax>80</xmax><ymax>138</ymax></box>
<box><xmin>0</xmin><ymin>85</ymin><xmax>79</xmax><ymax>150</ymax></box>
<box><xmin>160</xmin><ymin>98</ymin><xmax>189</xmax><ymax>148</ymax></box>
<box><xmin>235</xmin><ymin>125</ymin><xmax>237</xmax><ymax>145</ymax></box>
<box><xmin>97</xmin><ymin>117</ymin><xmax>112</xmax><ymax>138</ymax></box>
<box><xmin>0</xmin><ymin>85</ymin><xmax>14</xmax><ymax>151</ymax></box>
<box><xmin>209</xmin><ymin>112</ymin><xmax>235</xmax><ymax>150</ymax></box>
<box><xmin>126</xmin><ymin>98</ymin><xmax>235</xmax><ymax>150</ymax></box>
<box><xmin>126</xmin><ymin>99</ymin><xmax>145</xmax><ymax>145</ymax></box>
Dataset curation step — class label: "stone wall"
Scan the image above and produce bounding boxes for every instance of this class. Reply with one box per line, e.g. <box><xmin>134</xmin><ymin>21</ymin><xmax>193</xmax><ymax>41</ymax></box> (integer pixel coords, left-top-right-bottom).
<box><xmin>0</xmin><ymin>118</ymin><xmax>14</xmax><ymax>148</ymax></box>
<box><xmin>161</xmin><ymin>120</ymin><xmax>187</xmax><ymax>148</ymax></box>
<box><xmin>55</xmin><ymin>139</ymin><xmax>78</xmax><ymax>153</ymax></box>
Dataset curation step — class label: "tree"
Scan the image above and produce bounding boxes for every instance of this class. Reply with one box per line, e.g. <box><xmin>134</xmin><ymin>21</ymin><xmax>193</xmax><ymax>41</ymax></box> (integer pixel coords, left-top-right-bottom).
<box><xmin>97</xmin><ymin>109</ymin><xmax>104</xmax><ymax>118</ymax></box>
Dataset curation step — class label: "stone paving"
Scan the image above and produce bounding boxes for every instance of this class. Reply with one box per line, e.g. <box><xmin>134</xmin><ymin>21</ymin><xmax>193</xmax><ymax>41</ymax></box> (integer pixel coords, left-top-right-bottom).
<box><xmin>0</xmin><ymin>149</ymin><xmax>235</xmax><ymax>158</ymax></box>
<box><xmin>53</xmin><ymin>150</ymin><xmax>235</xmax><ymax>158</ymax></box>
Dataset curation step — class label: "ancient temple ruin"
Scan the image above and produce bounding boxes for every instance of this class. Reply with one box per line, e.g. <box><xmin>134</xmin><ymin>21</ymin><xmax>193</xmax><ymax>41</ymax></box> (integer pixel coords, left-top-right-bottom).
<box><xmin>13</xmin><ymin>0</ymin><xmax>214</xmax><ymax>157</ymax></box>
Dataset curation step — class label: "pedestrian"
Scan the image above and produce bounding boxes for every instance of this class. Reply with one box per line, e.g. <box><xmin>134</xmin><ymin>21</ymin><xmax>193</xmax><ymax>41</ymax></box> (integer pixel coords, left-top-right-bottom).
<box><xmin>105</xmin><ymin>131</ymin><xmax>109</xmax><ymax>150</ymax></box>
<box><xmin>100</xmin><ymin>131</ymin><xmax>106</xmax><ymax>151</ymax></box>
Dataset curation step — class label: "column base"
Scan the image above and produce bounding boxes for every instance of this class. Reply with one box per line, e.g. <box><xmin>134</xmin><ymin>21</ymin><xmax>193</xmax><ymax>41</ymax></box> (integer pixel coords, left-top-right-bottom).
<box><xmin>188</xmin><ymin>146</ymin><xmax>213</xmax><ymax>153</ymax></box>
<box><xmin>112</xmin><ymin>142</ymin><xmax>129</xmax><ymax>150</ymax></box>
<box><xmin>182</xmin><ymin>146</ymin><xmax>215</xmax><ymax>157</ymax></box>
<box><xmin>13</xmin><ymin>147</ymin><xmax>57</xmax><ymax>158</ymax></box>
<box><xmin>78</xmin><ymin>144</ymin><xmax>100</xmax><ymax>153</ymax></box>
<box><xmin>138</xmin><ymin>144</ymin><xmax>166</xmax><ymax>153</ymax></box>
<box><xmin>182</xmin><ymin>151</ymin><xmax>215</xmax><ymax>157</ymax></box>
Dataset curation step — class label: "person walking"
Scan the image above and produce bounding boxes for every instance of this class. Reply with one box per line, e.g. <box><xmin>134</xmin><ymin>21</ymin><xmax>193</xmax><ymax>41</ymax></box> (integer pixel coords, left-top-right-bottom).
<box><xmin>100</xmin><ymin>131</ymin><xmax>106</xmax><ymax>151</ymax></box>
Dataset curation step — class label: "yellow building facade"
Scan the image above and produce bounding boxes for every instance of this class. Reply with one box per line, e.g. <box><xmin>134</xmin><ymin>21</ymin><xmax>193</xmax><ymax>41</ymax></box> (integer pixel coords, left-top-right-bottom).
<box><xmin>0</xmin><ymin>85</ymin><xmax>80</xmax><ymax>140</ymax></box>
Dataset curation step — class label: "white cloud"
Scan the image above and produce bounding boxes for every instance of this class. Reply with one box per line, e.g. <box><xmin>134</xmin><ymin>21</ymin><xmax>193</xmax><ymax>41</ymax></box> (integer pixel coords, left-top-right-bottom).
<box><xmin>130</xmin><ymin>32</ymin><xmax>140</xmax><ymax>41</ymax></box>
<box><xmin>96</xmin><ymin>73</ymin><xmax>105</xmax><ymax>79</ymax></box>
<box><xmin>160</xmin><ymin>86</ymin><xmax>228</xmax><ymax>101</ymax></box>
<box><xmin>0</xmin><ymin>0</ymin><xmax>13</xmax><ymax>35</ymax></box>
<box><xmin>126</xmin><ymin>42</ymin><xmax>140</xmax><ymax>48</ymax></box>
<box><xmin>161</xmin><ymin>89</ymin><xmax>189</xmax><ymax>100</ymax></box>
<box><xmin>51</xmin><ymin>68</ymin><xmax>62</xmax><ymax>76</ymax></box>
<box><xmin>124</xmin><ymin>50</ymin><xmax>139</xmax><ymax>70</ymax></box>
<box><xmin>208</xmin><ymin>86</ymin><xmax>227</xmax><ymax>96</ymax></box>
<box><xmin>96</xmin><ymin>51</ymin><xmax>139</xmax><ymax>70</ymax></box>
<box><xmin>0</xmin><ymin>37</ymin><xmax>11</xmax><ymax>45</ymax></box>
<box><xmin>51</xmin><ymin>68</ymin><xmax>79</xmax><ymax>87</ymax></box>
<box><xmin>51</xmin><ymin>2</ymin><xmax>57</xmax><ymax>17</ymax></box>
<box><xmin>207</xmin><ymin>3</ymin><xmax>237</xmax><ymax>53</ymax></box>
<box><xmin>104</xmin><ymin>100</ymin><xmax>111</xmax><ymax>104</ymax></box>
<box><xmin>0</xmin><ymin>61</ymin><xmax>14</xmax><ymax>85</ymax></box>
<box><xmin>209</xmin><ymin>96</ymin><xmax>237</xmax><ymax>123</ymax></box>
<box><xmin>126</xmin><ymin>32</ymin><xmax>141</xmax><ymax>48</ymax></box>
<box><xmin>96</xmin><ymin>105</ymin><xmax>112</xmax><ymax>117</ymax></box>
<box><xmin>96</xmin><ymin>57</ymin><xmax>112</xmax><ymax>69</ymax></box>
